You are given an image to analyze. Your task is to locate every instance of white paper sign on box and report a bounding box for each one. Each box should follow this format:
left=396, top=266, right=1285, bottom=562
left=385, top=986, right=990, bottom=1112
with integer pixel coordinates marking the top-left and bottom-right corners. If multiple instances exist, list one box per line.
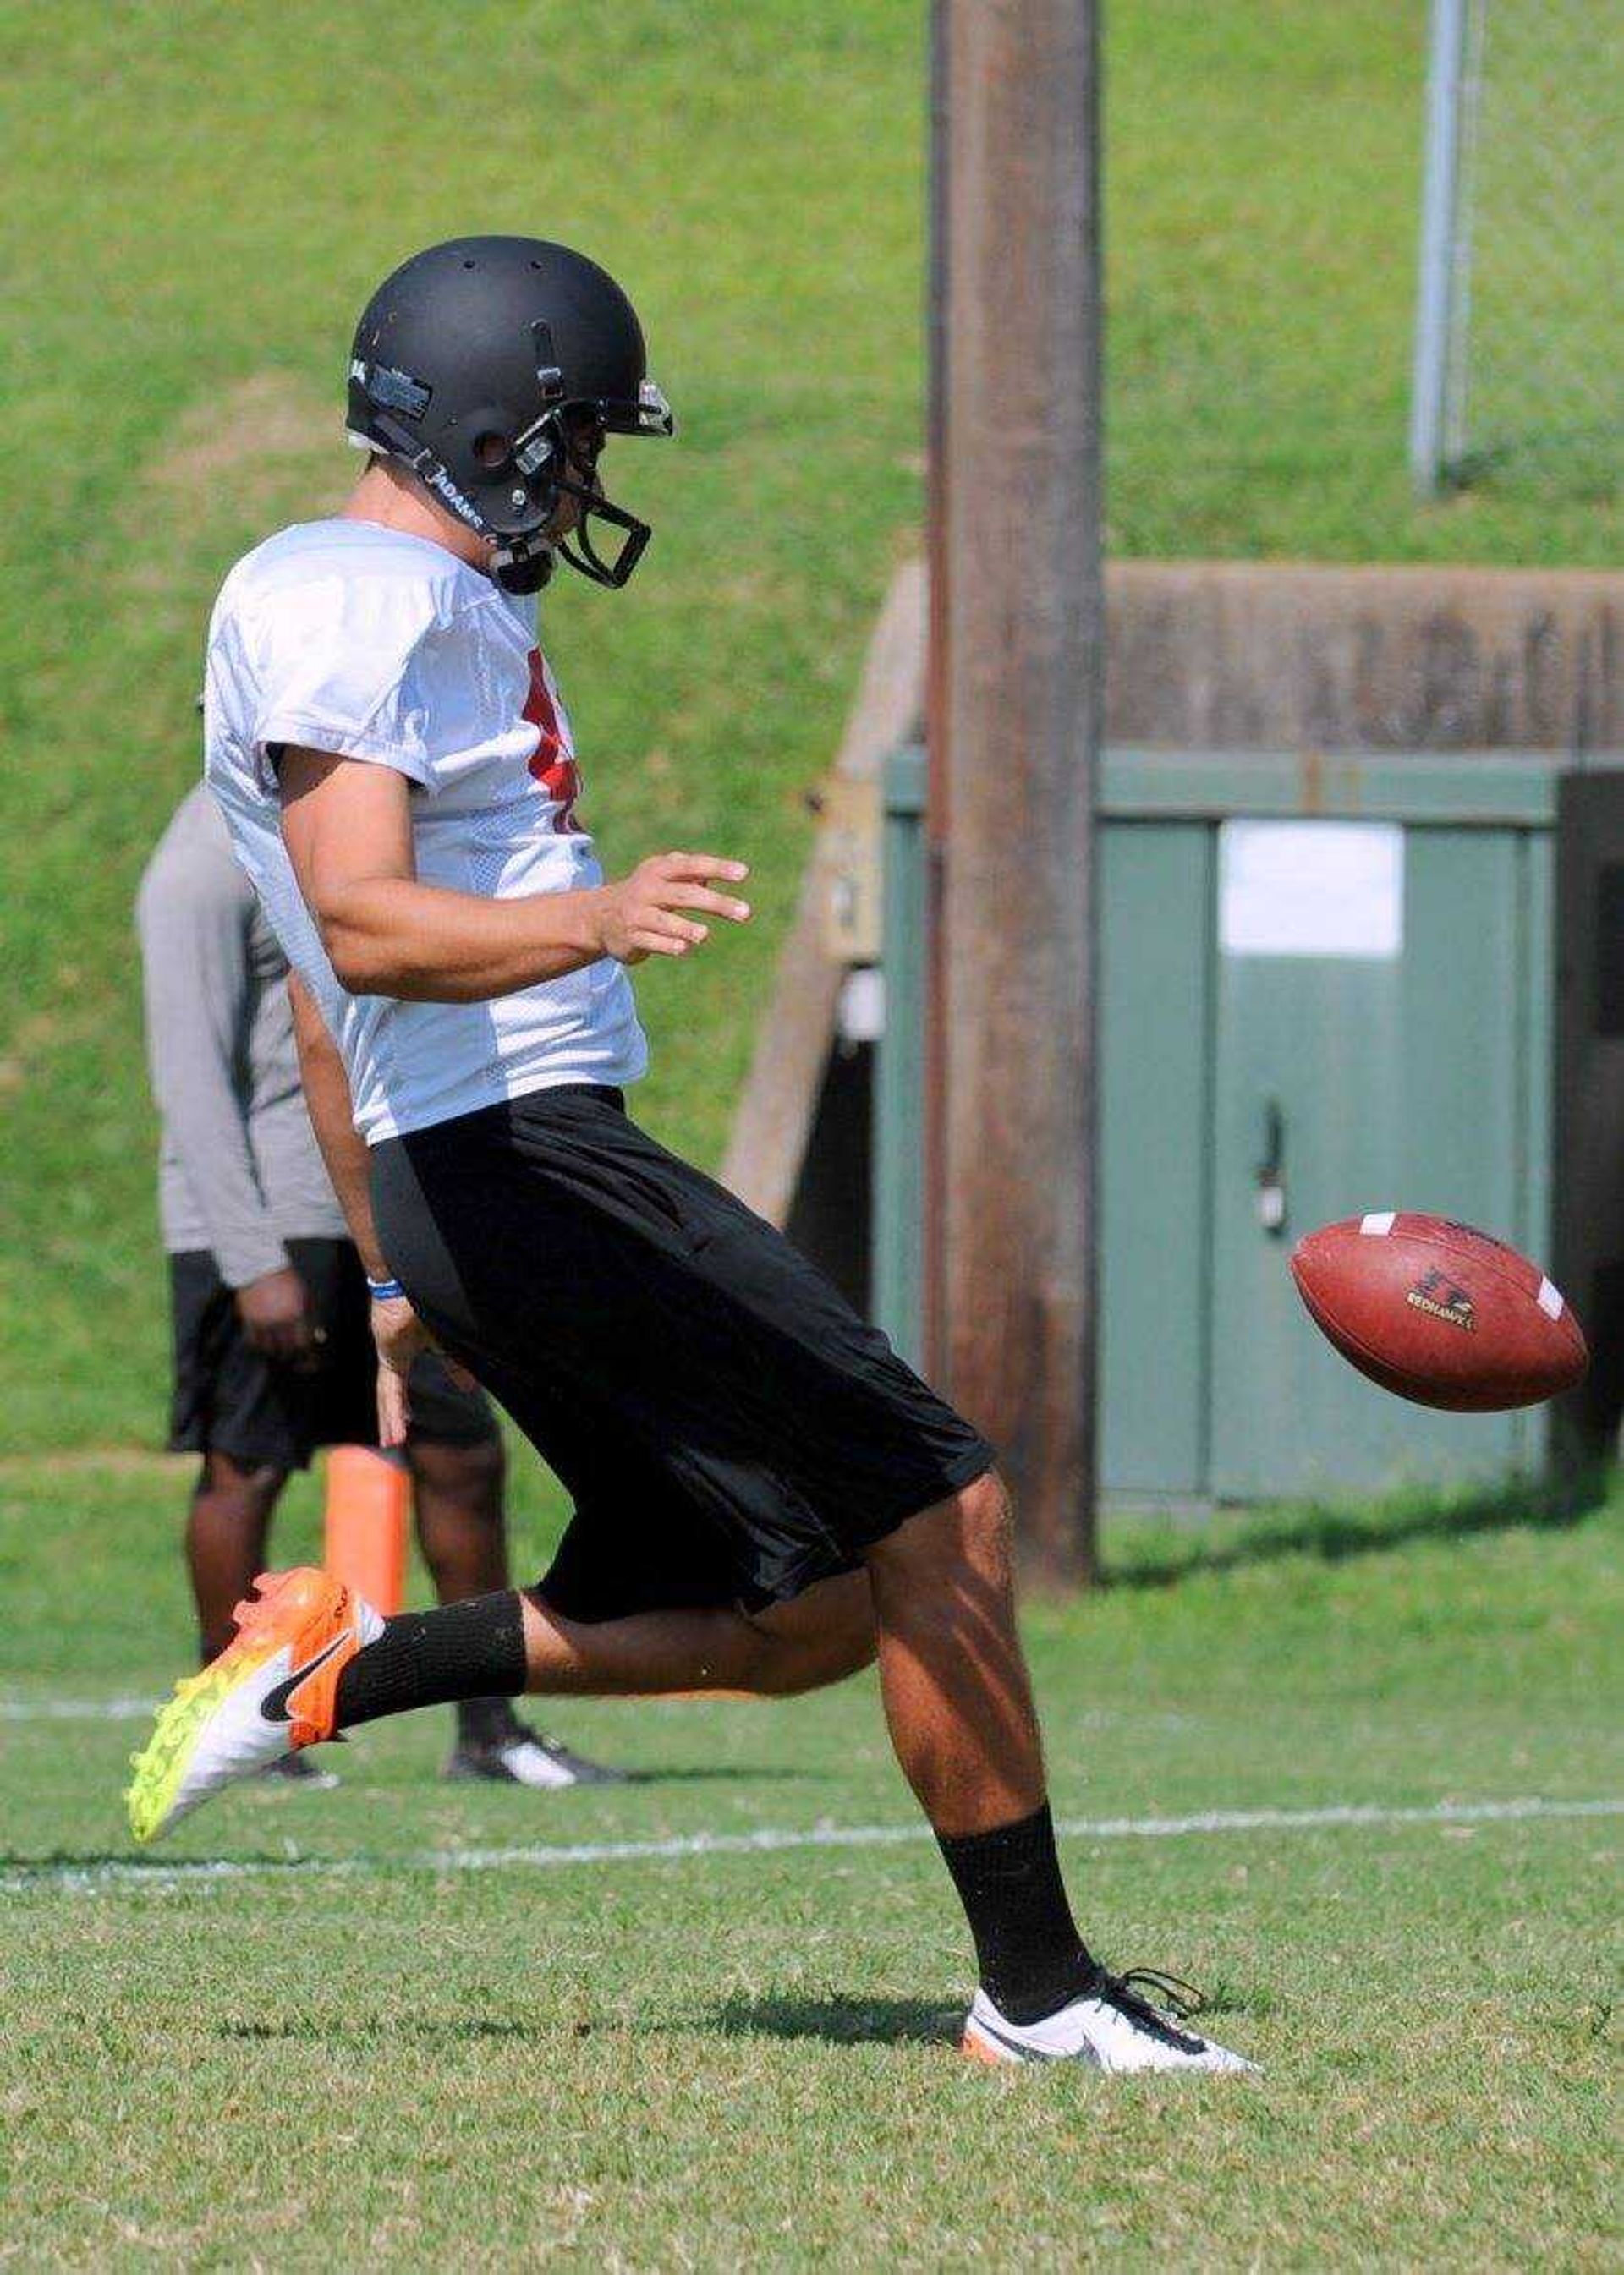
left=1219, top=820, right=1405, bottom=960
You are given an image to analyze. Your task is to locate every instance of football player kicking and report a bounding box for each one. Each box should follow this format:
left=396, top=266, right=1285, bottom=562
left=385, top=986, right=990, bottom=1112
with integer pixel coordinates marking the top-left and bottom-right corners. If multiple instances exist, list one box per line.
left=127, top=237, right=1252, bottom=2076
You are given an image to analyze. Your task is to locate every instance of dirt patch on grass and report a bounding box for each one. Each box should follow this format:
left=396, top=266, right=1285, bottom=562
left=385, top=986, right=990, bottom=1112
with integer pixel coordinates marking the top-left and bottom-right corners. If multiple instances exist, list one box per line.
left=0, top=1007, right=103, bottom=1103
left=0, top=1446, right=187, bottom=1480
left=141, top=370, right=348, bottom=517
left=120, top=371, right=351, bottom=601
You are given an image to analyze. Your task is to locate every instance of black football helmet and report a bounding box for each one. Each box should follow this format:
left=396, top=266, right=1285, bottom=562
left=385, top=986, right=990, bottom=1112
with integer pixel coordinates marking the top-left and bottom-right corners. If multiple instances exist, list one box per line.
left=346, top=235, right=672, bottom=593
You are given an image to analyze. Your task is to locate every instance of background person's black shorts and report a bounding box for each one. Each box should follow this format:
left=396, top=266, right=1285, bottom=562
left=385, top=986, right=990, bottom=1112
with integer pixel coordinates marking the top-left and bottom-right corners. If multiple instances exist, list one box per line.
left=370, top=1087, right=996, bottom=1621
left=167, top=1237, right=500, bottom=1473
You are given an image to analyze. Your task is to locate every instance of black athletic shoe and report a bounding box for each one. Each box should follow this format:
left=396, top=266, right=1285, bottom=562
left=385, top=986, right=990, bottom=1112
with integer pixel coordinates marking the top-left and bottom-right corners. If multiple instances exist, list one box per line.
left=443, top=1721, right=626, bottom=1790
left=257, top=1751, right=340, bottom=1791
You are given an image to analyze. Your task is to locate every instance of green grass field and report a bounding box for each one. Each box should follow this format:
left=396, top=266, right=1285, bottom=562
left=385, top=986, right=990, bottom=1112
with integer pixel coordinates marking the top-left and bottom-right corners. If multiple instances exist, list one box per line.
left=3, top=0, right=1618, bottom=1455
left=2, top=1455, right=1619, bottom=2265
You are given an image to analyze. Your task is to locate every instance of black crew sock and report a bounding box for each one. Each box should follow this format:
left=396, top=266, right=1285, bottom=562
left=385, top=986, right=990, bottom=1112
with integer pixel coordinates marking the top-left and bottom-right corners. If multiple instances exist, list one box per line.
left=334, top=1590, right=527, bottom=1731
left=936, top=1802, right=1098, bottom=2025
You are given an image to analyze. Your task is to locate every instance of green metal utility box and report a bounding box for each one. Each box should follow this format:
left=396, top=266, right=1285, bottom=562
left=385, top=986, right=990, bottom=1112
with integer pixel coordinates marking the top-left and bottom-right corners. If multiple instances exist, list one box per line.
left=877, top=745, right=1624, bottom=1504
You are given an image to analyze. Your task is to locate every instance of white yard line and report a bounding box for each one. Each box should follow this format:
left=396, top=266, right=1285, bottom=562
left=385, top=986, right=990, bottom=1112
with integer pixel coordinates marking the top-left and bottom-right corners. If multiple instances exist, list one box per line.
left=2, top=1795, right=1617, bottom=1897
left=0, top=1700, right=1201, bottom=1727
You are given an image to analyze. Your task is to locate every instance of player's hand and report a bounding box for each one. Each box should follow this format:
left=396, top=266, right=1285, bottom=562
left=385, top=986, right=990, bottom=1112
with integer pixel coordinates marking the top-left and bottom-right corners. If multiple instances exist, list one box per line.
left=235, top=1266, right=320, bottom=1368
left=595, top=852, right=751, bottom=965
left=370, top=1293, right=477, bottom=1449
left=372, top=1294, right=427, bottom=1448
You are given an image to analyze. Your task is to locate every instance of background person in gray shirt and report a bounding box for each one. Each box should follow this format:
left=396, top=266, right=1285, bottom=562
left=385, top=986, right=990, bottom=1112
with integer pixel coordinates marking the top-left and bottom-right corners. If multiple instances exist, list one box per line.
left=136, top=783, right=622, bottom=1790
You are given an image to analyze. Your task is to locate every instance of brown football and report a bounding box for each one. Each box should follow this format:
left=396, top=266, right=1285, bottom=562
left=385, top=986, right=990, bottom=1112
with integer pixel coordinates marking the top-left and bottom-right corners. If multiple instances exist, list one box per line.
left=1289, top=1213, right=1588, bottom=1412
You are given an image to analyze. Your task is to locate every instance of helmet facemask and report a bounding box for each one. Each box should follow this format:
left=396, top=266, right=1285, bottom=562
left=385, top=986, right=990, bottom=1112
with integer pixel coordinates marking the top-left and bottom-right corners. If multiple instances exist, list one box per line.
left=491, top=361, right=674, bottom=592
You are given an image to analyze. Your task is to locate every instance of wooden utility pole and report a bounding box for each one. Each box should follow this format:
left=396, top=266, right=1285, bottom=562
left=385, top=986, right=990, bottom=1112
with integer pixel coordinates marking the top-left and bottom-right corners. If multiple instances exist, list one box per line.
left=926, top=0, right=1103, bottom=1583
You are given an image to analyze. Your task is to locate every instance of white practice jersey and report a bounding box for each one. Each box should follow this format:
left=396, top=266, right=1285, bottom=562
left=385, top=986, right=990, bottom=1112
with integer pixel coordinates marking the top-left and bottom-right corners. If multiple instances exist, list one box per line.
left=204, top=519, right=647, bottom=1144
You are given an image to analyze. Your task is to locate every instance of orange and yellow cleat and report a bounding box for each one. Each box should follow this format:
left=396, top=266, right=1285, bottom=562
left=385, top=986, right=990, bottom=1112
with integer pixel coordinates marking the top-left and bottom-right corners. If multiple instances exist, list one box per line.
left=125, top=1567, right=382, bottom=1844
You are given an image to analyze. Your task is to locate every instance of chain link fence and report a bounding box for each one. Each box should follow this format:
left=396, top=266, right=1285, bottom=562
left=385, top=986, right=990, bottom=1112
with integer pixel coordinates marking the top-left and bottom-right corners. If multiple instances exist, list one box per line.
left=1412, top=0, right=1621, bottom=496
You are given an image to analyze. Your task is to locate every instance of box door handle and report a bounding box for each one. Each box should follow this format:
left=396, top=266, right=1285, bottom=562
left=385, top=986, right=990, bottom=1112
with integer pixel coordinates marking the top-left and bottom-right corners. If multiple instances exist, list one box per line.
left=1255, top=1096, right=1287, bottom=1235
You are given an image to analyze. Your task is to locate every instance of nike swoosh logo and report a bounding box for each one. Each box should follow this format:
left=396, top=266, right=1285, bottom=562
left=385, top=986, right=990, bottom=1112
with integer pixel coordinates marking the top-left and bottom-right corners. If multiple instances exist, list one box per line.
left=969, top=2015, right=1062, bottom=2064
left=260, top=1634, right=348, bottom=1725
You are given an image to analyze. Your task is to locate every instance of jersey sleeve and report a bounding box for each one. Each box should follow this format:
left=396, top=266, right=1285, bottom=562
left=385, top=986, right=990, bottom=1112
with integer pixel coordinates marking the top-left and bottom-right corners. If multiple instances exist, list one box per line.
left=246, top=573, right=440, bottom=787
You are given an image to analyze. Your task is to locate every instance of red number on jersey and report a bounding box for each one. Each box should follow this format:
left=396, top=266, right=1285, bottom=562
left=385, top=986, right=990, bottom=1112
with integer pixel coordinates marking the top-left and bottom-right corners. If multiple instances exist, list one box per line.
left=522, top=648, right=584, bottom=834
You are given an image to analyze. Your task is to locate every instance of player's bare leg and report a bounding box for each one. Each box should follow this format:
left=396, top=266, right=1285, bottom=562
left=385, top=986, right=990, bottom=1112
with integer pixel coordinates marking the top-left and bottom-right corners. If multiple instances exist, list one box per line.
left=409, top=1433, right=625, bottom=1786
left=407, top=1433, right=509, bottom=1599
left=863, top=1472, right=1045, bottom=1834
left=859, top=1470, right=1253, bottom=2073
left=513, top=1568, right=875, bottom=1700
left=128, top=1560, right=873, bottom=1839
left=183, top=1451, right=337, bottom=1792
left=185, top=1450, right=288, bottom=1661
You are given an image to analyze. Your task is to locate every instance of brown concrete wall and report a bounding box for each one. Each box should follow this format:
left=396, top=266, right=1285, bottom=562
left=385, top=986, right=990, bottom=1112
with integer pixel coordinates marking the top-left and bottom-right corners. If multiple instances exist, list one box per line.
left=1104, top=562, right=1624, bottom=753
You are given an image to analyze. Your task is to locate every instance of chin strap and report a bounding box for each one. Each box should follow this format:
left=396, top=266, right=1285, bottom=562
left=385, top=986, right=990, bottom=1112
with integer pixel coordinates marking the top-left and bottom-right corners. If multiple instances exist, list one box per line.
left=492, top=540, right=555, bottom=595
left=365, top=408, right=493, bottom=545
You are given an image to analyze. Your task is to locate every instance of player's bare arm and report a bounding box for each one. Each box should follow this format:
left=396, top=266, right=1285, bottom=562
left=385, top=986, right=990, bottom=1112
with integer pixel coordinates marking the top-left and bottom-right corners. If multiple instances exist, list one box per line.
left=278, top=747, right=750, bottom=1000
left=288, top=968, right=472, bottom=1444
left=286, top=971, right=392, bottom=1280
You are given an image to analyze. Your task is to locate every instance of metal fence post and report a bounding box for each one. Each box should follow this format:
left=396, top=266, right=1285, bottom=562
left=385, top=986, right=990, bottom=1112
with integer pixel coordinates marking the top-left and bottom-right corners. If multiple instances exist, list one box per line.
left=1411, top=0, right=1470, bottom=495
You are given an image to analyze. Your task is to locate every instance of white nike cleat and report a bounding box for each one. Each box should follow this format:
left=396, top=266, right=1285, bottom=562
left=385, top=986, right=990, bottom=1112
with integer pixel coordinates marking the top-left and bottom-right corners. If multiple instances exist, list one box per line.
left=126, top=1568, right=382, bottom=1843
left=963, top=1969, right=1258, bottom=2075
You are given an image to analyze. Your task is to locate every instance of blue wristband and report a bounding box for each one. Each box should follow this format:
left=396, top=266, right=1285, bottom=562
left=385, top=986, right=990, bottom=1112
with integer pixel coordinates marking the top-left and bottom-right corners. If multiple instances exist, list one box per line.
left=367, top=1275, right=407, bottom=1302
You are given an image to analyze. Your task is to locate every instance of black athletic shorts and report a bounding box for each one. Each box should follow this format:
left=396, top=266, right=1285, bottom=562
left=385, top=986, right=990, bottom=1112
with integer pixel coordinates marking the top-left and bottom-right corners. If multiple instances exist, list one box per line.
left=370, top=1087, right=996, bottom=1620
left=167, top=1236, right=499, bottom=1473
